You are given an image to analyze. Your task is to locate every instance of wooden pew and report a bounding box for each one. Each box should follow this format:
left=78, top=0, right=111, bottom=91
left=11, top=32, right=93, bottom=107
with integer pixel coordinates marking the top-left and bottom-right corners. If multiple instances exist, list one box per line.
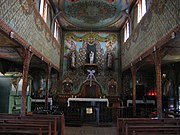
left=0, top=123, right=44, bottom=135
left=0, top=113, right=65, bottom=135
left=0, top=119, right=52, bottom=135
left=25, top=114, right=65, bottom=135
left=117, top=118, right=180, bottom=135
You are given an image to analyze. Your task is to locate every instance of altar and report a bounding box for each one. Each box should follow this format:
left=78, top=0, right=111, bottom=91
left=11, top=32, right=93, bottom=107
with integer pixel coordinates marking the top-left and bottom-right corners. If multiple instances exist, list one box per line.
left=67, top=98, right=109, bottom=107
left=66, top=98, right=109, bottom=125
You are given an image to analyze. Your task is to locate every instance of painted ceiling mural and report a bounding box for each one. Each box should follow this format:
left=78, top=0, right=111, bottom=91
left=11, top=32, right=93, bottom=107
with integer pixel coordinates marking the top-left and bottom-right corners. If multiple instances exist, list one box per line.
left=62, top=32, right=119, bottom=96
left=61, top=0, right=129, bottom=30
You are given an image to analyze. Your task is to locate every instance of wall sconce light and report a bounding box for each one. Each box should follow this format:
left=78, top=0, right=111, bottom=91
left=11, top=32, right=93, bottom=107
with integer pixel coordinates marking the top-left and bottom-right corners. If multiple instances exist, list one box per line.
left=171, top=32, right=176, bottom=39
left=10, top=31, right=14, bottom=38
left=153, top=46, right=156, bottom=51
left=162, top=73, right=166, bottom=78
left=139, top=57, right=142, bottom=61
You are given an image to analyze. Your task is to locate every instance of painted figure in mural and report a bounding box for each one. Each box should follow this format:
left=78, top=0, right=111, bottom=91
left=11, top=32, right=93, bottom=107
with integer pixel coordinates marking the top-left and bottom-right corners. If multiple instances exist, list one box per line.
left=70, top=40, right=76, bottom=50
left=106, top=40, right=115, bottom=52
left=71, top=51, right=76, bottom=68
left=87, top=36, right=95, bottom=45
left=65, top=37, right=77, bottom=55
left=89, top=51, right=94, bottom=64
left=107, top=0, right=115, bottom=4
left=107, top=52, right=112, bottom=68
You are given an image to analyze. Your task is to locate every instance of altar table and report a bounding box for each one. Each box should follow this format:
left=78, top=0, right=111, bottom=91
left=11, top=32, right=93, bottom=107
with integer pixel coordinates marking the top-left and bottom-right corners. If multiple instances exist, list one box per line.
left=67, top=98, right=109, bottom=107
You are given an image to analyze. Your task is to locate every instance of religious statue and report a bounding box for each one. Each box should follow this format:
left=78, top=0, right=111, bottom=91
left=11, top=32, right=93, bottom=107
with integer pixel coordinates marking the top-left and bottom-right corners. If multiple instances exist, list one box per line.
left=71, top=51, right=76, bottom=68
left=107, top=52, right=112, bottom=68
left=89, top=51, right=94, bottom=64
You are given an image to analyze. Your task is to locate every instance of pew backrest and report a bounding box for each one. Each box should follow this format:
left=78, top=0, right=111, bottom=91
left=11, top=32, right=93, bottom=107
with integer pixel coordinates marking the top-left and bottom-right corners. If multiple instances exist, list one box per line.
left=117, top=118, right=180, bottom=135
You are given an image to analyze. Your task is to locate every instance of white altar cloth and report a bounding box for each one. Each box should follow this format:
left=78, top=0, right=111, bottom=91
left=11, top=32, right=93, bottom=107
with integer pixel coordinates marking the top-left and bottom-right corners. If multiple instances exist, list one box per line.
left=67, top=98, right=109, bottom=107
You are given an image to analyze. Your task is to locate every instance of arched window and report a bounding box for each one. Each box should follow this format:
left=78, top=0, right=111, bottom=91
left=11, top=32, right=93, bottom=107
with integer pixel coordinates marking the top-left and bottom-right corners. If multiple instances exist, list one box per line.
left=124, top=20, right=130, bottom=42
left=137, top=0, right=147, bottom=23
left=54, top=20, right=60, bottom=41
left=39, top=0, right=45, bottom=16
left=39, top=0, right=48, bottom=22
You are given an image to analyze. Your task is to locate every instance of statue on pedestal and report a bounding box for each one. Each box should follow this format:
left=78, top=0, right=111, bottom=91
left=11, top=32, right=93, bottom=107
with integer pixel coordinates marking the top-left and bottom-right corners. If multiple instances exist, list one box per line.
left=107, top=52, right=112, bottom=68
left=71, top=51, right=76, bottom=68
left=89, top=51, right=94, bottom=64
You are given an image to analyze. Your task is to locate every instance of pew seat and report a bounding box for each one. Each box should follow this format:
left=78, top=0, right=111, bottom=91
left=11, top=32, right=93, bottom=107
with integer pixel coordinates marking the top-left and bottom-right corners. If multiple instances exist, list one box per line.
left=0, top=113, right=65, bottom=135
left=117, top=118, right=180, bottom=135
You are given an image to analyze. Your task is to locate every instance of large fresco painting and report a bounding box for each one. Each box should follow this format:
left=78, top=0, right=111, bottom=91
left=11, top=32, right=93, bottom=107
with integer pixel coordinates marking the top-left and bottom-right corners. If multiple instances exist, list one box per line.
left=63, top=32, right=119, bottom=96
left=63, top=0, right=128, bottom=29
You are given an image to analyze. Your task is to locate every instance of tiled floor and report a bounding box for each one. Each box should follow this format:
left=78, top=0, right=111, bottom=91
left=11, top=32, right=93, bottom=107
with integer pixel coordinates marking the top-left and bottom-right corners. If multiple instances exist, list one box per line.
left=65, top=125, right=116, bottom=135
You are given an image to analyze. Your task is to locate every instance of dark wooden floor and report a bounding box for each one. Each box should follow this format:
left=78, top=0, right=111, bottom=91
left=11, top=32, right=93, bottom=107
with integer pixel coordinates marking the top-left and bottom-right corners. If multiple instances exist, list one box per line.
left=65, top=126, right=116, bottom=135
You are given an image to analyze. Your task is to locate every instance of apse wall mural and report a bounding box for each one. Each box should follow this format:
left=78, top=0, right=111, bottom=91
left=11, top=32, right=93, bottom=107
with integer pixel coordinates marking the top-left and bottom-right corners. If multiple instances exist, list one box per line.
left=63, top=32, right=119, bottom=96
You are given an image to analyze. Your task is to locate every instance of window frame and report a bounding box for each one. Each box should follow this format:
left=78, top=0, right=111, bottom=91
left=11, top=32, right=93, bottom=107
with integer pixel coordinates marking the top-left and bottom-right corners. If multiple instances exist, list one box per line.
left=123, top=20, right=130, bottom=42
left=54, top=20, right=60, bottom=41
left=137, top=0, right=147, bottom=23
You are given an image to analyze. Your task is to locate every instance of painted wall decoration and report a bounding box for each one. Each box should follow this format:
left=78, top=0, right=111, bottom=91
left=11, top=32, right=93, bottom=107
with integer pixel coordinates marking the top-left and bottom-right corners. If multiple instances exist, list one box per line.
left=0, top=0, right=60, bottom=69
left=63, top=32, right=119, bottom=96
left=63, top=0, right=126, bottom=29
left=122, top=0, right=179, bottom=69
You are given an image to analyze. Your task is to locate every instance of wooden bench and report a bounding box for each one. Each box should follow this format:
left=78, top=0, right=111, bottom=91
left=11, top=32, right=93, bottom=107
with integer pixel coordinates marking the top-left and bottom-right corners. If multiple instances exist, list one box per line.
left=0, top=123, right=46, bottom=135
left=0, top=119, right=53, bottom=135
left=24, top=114, right=63, bottom=135
left=117, top=118, right=180, bottom=135
left=0, top=118, right=52, bottom=135
left=0, top=113, right=65, bottom=135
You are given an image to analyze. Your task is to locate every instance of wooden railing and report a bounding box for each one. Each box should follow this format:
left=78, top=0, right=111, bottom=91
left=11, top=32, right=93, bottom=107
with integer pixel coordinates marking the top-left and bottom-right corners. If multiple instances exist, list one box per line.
left=55, top=105, right=157, bottom=126
left=0, top=113, right=65, bottom=135
left=117, top=118, right=180, bottom=135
